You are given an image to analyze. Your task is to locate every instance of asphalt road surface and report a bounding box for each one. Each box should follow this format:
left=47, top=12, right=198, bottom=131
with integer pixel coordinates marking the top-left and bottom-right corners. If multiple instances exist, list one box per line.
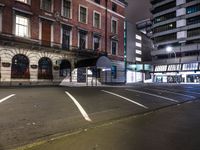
left=0, top=84, right=200, bottom=150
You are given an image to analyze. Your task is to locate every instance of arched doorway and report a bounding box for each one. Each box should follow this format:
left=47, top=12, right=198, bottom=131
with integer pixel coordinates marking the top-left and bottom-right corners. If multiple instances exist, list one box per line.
left=59, top=60, right=71, bottom=77
left=11, top=54, right=30, bottom=79
left=38, top=57, right=53, bottom=79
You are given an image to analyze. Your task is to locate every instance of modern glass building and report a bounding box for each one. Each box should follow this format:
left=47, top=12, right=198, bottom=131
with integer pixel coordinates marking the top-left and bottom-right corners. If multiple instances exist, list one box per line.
left=151, top=0, right=200, bottom=83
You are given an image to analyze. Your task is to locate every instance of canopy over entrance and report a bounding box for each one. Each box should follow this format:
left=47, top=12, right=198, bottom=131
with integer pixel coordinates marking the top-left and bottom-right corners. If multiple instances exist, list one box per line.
left=96, top=56, right=111, bottom=69
left=75, top=56, right=111, bottom=69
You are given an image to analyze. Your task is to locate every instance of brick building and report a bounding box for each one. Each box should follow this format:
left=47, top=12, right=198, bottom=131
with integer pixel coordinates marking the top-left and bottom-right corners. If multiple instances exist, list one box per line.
left=0, top=0, right=127, bottom=86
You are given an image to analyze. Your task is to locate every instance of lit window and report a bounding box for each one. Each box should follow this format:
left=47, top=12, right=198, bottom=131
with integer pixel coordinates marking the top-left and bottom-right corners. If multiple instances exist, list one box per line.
left=16, top=0, right=30, bottom=4
left=155, top=65, right=167, bottom=72
left=111, top=40, right=118, bottom=55
left=136, top=57, right=141, bottom=62
left=111, top=19, right=117, bottom=34
left=136, top=34, right=142, bottom=40
left=93, top=36, right=101, bottom=51
left=168, top=64, right=181, bottom=71
left=93, top=12, right=101, bottom=29
left=62, top=0, right=71, bottom=18
left=183, top=63, right=198, bottom=70
left=136, top=42, right=142, bottom=47
left=136, top=50, right=142, bottom=55
left=79, top=6, right=87, bottom=24
left=15, top=15, right=29, bottom=37
left=41, top=0, right=52, bottom=12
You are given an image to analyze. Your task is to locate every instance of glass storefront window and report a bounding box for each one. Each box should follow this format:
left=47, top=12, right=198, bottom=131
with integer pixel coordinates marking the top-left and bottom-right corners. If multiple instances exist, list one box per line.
left=168, top=64, right=181, bottom=71
left=155, top=65, right=167, bottom=72
left=182, top=63, right=198, bottom=71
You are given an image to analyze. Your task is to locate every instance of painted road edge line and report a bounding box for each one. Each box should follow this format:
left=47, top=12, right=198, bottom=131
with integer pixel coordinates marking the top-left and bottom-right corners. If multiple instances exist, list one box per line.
left=101, top=90, right=148, bottom=109
left=0, top=94, right=16, bottom=103
left=65, top=91, right=92, bottom=122
left=126, top=89, right=179, bottom=103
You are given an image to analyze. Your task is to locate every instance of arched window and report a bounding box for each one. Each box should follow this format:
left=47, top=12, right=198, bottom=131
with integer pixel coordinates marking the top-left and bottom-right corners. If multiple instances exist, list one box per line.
left=11, top=54, right=30, bottom=79
left=38, top=57, right=53, bottom=79
left=60, top=60, right=71, bottom=77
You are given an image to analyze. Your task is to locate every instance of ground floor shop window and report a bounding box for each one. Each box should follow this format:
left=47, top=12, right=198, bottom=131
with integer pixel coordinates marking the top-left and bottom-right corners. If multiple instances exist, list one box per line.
left=187, top=74, right=200, bottom=83
left=11, top=54, right=30, bottom=79
left=60, top=60, right=71, bottom=77
left=38, top=57, right=53, bottom=79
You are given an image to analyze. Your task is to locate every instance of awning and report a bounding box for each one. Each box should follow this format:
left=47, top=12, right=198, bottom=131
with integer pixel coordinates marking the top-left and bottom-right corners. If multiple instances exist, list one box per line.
left=75, top=56, right=111, bottom=69
left=96, top=56, right=111, bottom=69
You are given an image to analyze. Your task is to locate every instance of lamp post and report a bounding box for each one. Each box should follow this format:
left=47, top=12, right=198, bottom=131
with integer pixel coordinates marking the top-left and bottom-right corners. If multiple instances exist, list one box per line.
left=166, top=46, right=176, bottom=59
left=166, top=46, right=178, bottom=83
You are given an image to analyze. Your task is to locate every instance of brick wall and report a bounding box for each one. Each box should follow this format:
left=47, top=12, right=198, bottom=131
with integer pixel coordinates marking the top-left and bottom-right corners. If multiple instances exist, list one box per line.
left=0, top=0, right=126, bottom=61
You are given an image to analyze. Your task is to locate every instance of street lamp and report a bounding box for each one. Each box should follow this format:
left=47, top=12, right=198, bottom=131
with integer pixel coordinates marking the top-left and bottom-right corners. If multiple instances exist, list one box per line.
left=166, top=46, right=176, bottom=59
left=166, top=46, right=179, bottom=83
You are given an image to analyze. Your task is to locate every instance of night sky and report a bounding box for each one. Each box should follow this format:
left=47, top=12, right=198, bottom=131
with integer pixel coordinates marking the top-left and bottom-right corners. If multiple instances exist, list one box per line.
left=125, top=0, right=151, bottom=24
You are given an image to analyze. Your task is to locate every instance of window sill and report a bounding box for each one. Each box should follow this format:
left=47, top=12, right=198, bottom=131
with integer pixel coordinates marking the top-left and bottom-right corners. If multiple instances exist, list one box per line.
left=61, top=15, right=72, bottom=20
left=15, top=1, right=31, bottom=6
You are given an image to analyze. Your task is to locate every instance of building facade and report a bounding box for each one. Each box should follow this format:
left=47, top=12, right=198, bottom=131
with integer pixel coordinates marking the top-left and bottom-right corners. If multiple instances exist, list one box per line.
left=151, top=0, right=200, bottom=83
left=126, top=21, right=152, bottom=83
left=0, top=0, right=127, bottom=86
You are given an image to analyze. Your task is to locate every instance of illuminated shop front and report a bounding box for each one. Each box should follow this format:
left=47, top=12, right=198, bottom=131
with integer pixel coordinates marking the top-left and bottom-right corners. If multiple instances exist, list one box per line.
left=153, top=63, right=200, bottom=83
left=126, top=64, right=152, bottom=83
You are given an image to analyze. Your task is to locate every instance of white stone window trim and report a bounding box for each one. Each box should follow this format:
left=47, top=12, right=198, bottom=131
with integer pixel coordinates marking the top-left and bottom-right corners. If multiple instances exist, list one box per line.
left=78, top=32, right=88, bottom=49
left=60, top=26, right=73, bottom=48
left=86, top=0, right=125, bottom=19
left=61, top=0, right=72, bottom=19
left=40, top=0, right=54, bottom=13
left=14, top=14, right=31, bottom=38
left=111, top=40, right=118, bottom=55
left=78, top=5, right=88, bottom=24
left=93, top=10, right=101, bottom=29
left=16, top=0, right=31, bottom=5
left=38, top=19, right=54, bottom=47
left=93, top=35, right=101, bottom=51
left=111, top=17, right=118, bottom=34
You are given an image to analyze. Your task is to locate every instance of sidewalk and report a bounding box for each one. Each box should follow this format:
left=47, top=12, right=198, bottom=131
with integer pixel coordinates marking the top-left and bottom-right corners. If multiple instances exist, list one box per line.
left=18, top=100, right=200, bottom=150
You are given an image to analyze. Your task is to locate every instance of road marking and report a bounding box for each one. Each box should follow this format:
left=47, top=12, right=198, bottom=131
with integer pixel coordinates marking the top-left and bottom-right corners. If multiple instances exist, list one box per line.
left=101, top=90, right=148, bottom=109
left=0, top=94, right=16, bottom=103
left=147, top=88, right=196, bottom=99
left=126, top=89, right=179, bottom=103
left=159, top=88, right=200, bottom=95
left=65, top=91, right=92, bottom=122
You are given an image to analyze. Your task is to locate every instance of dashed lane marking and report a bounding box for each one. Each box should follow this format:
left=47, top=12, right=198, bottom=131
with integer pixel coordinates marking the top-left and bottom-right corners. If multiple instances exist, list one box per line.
left=0, top=94, right=16, bottom=103
left=126, top=89, right=179, bottom=103
left=65, top=91, right=92, bottom=122
left=101, top=90, right=148, bottom=109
